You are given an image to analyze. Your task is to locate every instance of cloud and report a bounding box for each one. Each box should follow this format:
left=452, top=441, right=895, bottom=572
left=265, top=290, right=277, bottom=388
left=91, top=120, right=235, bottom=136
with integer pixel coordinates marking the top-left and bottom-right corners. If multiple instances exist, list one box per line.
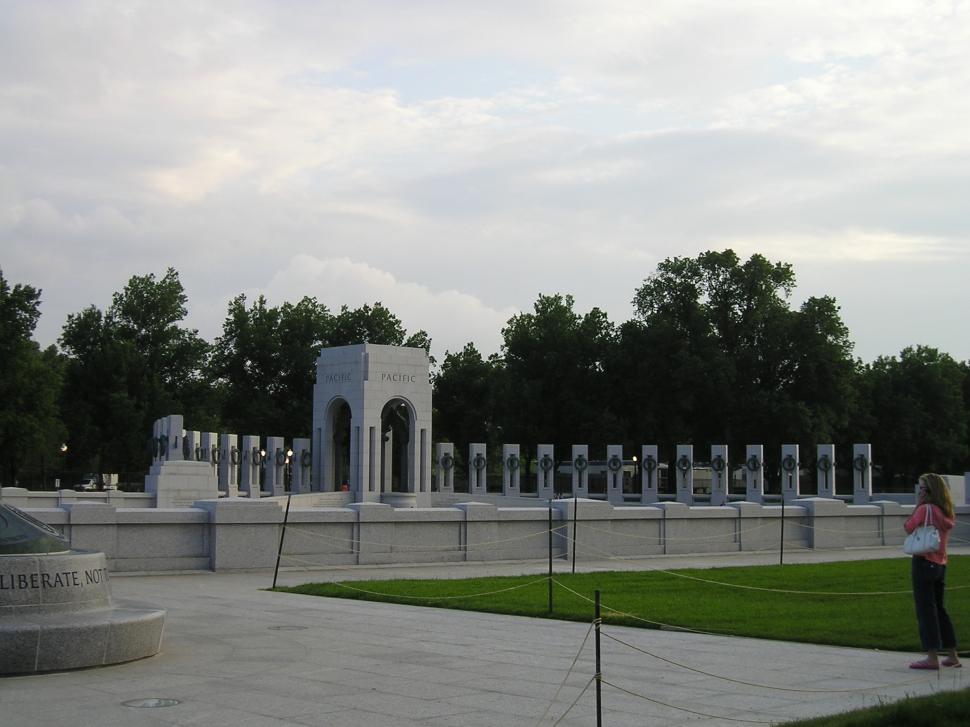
left=258, top=255, right=519, bottom=360
left=2, top=0, right=970, bottom=366
left=721, top=229, right=968, bottom=264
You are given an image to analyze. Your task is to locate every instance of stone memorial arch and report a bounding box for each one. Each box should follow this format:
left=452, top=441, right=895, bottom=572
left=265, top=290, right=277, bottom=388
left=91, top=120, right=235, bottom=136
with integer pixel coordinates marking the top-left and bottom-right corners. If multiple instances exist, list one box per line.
left=311, top=344, right=432, bottom=505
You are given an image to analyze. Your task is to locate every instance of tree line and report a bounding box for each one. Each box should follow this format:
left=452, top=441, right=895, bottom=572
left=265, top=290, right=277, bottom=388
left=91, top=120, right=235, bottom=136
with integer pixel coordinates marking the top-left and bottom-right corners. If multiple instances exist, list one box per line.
left=1, top=250, right=967, bottom=490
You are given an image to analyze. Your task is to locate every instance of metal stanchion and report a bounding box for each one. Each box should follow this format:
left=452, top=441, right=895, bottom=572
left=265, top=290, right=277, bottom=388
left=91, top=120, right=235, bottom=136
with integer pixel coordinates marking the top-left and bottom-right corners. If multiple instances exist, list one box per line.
left=548, top=501, right=554, bottom=613
left=571, top=493, right=578, bottom=574
left=593, top=591, right=603, bottom=727
left=272, top=493, right=292, bottom=588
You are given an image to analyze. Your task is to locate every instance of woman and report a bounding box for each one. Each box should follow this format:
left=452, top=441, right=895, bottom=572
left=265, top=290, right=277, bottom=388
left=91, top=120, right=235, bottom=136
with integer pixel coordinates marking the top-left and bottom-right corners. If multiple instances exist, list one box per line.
left=905, top=473, right=960, bottom=669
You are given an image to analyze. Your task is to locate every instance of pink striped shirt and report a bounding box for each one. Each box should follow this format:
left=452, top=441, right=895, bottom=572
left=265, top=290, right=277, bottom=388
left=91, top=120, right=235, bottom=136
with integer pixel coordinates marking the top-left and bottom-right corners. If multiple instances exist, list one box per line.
left=904, top=503, right=954, bottom=565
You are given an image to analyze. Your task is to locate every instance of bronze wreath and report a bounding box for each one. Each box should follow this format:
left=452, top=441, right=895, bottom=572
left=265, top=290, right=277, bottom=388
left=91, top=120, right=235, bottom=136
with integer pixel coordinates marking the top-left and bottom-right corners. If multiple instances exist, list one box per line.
left=745, top=455, right=761, bottom=472
left=506, top=454, right=520, bottom=471
left=817, top=456, right=832, bottom=473
left=711, top=455, right=725, bottom=473
left=440, top=453, right=455, bottom=471
left=607, top=455, right=623, bottom=473
left=643, top=455, right=657, bottom=473
left=782, top=454, right=797, bottom=472
left=276, top=449, right=287, bottom=467
left=573, top=454, right=588, bottom=472
left=230, top=447, right=240, bottom=465
left=473, top=453, right=487, bottom=471
left=853, top=453, right=868, bottom=472
left=676, top=454, right=691, bottom=474
left=301, top=450, right=312, bottom=468
left=539, top=454, right=554, bottom=472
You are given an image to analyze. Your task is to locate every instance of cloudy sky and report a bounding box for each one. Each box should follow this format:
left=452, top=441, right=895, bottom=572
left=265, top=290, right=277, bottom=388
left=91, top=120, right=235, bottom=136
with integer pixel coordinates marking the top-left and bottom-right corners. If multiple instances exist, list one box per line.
left=2, top=1, right=968, bottom=364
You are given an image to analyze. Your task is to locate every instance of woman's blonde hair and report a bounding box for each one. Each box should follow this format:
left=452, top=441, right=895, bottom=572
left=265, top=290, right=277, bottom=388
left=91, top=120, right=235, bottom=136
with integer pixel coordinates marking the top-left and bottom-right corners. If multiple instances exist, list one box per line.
left=919, top=473, right=954, bottom=519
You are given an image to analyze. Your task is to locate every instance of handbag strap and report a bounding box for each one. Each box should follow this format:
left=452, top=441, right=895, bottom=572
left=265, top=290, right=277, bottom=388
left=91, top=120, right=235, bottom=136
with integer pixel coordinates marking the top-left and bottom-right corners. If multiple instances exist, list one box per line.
left=922, top=504, right=934, bottom=528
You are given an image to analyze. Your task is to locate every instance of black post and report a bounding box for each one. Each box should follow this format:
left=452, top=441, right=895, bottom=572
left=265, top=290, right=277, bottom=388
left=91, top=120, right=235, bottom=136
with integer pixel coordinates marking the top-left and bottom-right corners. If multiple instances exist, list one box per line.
left=779, top=484, right=786, bottom=566
left=571, top=493, right=578, bottom=574
left=593, top=591, right=603, bottom=727
left=548, top=501, right=554, bottom=613
left=272, top=493, right=292, bottom=588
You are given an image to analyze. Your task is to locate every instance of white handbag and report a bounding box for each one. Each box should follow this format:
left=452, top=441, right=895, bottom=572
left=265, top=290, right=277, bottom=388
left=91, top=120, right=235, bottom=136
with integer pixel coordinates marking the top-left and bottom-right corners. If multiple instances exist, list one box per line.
left=904, top=505, right=941, bottom=555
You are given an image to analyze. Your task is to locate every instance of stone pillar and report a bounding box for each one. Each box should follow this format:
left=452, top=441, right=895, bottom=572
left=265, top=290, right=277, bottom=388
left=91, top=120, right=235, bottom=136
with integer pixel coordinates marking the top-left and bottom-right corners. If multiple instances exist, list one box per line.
left=675, top=444, right=693, bottom=505
left=152, top=418, right=163, bottom=463
left=745, top=444, right=764, bottom=504
left=572, top=445, right=589, bottom=499
left=239, top=435, right=260, bottom=498
left=264, top=436, right=285, bottom=496
left=710, top=444, right=729, bottom=506
left=166, top=415, right=185, bottom=462
left=218, top=433, right=239, bottom=497
left=781, top=444, right=799, bottom=503
left=536, top=444, right=555, bottom=500
left=468, top=443, right=487, bottom=497
left=502, top=444, right=521, bottom=496
left=435, top=443, right=455, bottom=492
left=381, top=429, right=393, bottom=494
left=182, top=430, right=197, bottom=461
left=640, top=445, right=659, bottom=504
left=816, top=443, right=835, bottom=499
left=606, top=444, right=624, bottom=505
left=200, top=431, right=217, bottom=466
left=852, top=443, right=872, bottom=505
left=292, top=437, right=311, bottom=494
left=417, top=426, right=430, bottom=504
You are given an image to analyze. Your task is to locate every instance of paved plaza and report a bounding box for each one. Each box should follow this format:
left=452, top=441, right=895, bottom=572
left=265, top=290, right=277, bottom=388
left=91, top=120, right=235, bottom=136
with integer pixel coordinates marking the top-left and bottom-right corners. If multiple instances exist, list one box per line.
left=1, top=547, right=966, bottom=726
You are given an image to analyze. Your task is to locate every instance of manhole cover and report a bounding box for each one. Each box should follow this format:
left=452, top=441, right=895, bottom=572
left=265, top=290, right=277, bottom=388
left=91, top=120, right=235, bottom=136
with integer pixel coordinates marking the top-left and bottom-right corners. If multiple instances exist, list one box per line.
left=268, top=625, right=308, bottom=631
left=123, top=698, right=181, bottom=708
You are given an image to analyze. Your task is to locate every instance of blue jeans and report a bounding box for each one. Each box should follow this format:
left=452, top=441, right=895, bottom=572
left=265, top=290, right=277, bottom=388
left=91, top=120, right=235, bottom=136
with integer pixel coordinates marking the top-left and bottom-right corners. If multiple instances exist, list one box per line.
left=912, top=556, right=957, bottom=651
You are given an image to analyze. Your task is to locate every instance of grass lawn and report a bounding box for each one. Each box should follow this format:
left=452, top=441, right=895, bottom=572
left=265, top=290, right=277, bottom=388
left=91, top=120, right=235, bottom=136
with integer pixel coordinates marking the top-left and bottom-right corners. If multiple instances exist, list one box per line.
left=785, top=687, right=970, bottom=726
left=277, top=556, right=969, bottom=653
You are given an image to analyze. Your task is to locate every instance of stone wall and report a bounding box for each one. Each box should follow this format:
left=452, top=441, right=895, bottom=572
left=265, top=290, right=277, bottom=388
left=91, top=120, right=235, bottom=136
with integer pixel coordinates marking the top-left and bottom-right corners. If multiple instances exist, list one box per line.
left=20, top=497, right=970, bottom=573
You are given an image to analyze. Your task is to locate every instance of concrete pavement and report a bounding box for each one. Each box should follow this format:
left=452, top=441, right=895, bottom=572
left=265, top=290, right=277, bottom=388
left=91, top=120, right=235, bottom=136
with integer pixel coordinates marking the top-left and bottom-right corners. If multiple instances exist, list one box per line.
left=1, top=546, right=966, bottom=726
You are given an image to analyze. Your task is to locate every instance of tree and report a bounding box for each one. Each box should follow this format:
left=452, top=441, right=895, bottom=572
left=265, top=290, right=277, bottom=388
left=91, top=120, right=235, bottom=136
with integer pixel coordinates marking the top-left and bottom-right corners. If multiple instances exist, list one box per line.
left=59, top=269, right=209, bottom=483
left=432, top=343, right=502, bottom=447
left=627, top=250, right=856, bottom=478
left=0, top=270, right=65, bottom=486
left=857, top=346, right=968, bottom=485
left=497, top=294, right=618, bottom=461
left=209, top=294, right=331, bottom=437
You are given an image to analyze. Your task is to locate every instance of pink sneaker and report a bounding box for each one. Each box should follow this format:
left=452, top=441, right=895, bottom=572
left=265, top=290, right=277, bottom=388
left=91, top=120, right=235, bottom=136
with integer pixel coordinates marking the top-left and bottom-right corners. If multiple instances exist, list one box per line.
left=909, top=660, right=940, bottom=670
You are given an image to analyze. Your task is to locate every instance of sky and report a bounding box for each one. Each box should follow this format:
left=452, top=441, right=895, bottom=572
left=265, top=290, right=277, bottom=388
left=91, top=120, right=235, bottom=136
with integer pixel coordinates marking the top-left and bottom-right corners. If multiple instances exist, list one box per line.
left=2, top=1, right=969, bottom=365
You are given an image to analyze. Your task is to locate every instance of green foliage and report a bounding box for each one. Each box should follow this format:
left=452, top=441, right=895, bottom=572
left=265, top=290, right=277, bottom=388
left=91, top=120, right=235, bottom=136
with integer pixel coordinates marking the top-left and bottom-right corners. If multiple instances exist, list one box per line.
left=59, top=269, right=209, bottom=481
left=855, top=346, right=969, bottom=484
left=0, top=270, right=65, bottom=485
left=620, top=250, right=857, bottom=480
left=279, top=557, right=969, bottom=653
left=498, top=294, right=619, bottom=457
left=432, top=343, right=501, bottom=447
left=787, top=688, right=970, bottom=727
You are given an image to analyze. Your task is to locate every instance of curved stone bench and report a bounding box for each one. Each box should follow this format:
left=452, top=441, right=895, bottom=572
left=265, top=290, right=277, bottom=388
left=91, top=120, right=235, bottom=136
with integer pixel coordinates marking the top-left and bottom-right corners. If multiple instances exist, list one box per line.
left=1, top=550, right=165, bottom=675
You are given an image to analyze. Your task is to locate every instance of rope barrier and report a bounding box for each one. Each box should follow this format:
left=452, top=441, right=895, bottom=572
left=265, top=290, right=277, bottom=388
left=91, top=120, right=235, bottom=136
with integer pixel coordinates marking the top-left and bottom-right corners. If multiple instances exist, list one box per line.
left=565, top=538, right=970, bottom=595
left=534, top=622, right=594, bottom=727
left=549, top=676, right=595, bottom=727
left=600, top=678, right=776, bottom=724
left=600, top=630, right=929, bottom=693
left=283, top=569, right=551, bottom=601
left=284, top=523, right=553, bottom=551
left=578, top=519, right=778, bottom=542
left=552, top=578, right=715, bottom=635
